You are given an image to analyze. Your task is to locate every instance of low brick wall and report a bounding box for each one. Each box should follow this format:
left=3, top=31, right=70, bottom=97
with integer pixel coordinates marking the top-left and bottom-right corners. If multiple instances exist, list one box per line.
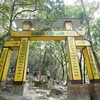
left=67, top=84, right=91, bottom=100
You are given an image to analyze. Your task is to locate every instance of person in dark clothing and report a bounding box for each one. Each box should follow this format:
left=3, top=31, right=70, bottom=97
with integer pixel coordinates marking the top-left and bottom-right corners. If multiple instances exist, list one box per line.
left=33, top=70, right=37, bottom=77
left=10, top=67, right=14, bottom=73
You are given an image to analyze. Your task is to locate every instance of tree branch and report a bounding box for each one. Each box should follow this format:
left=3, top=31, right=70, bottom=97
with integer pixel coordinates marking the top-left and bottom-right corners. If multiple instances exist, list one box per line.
left=73, top=28, right=92, bottom=43
left=12, top=0, right=38, bottom=21
left=9, top=0, right=16, bottom=29
left=50, top=44, right=63, bottom=65
left=0, top=0, right=38, bottom=41
left=81, top=0, right=91, bottom=42
left=0, top=32, right=10, bottom=41
left=12, top=9, right=37, bottom=21
left=0, top=0, right=16, bottom=41
left=88, top=3, right=100, bottom=21
left=0, top=11, right=9, bottom=19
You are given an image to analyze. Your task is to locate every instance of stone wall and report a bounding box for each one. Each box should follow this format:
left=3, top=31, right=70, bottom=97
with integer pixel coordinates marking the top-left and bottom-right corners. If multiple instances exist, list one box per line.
left=67, top=84, right=91, bottom=100
left=89, top=84, right=100, bottom=100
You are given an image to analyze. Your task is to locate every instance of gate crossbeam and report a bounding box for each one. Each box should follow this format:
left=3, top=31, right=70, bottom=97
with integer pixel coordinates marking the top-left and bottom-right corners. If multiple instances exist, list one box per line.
left=11, top=30, right=85, bottom=41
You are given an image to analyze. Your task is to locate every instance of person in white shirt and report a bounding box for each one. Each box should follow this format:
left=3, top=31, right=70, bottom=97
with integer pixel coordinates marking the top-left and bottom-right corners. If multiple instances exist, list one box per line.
left=47, top=71, right=50, bottom=80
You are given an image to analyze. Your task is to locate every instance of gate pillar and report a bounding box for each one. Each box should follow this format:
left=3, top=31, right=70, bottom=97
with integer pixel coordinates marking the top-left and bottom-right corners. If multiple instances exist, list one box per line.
left=13, top=38, right=29, bottom=94
left=0, top=48, right=12, bottom=89
left=83, top=47, right=100, bottom=83
left=83, top=47, right=100, bottom=100
left=67, top=37, right=82, bottom=84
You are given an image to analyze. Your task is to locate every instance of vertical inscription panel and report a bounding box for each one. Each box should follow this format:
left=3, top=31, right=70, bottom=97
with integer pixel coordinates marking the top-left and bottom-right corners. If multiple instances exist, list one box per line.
left=66, top=40, right=73, bottom=81
left=68, top=55, right=73, bottom=80
left=83, top=48, right=93, bottom=80
left=87, top=47, right=100, bottom=79
left=14, top=38, right=28, bottom=82
left=0, top=48, right=8, bottom=80
left=23, top=39, right=29, bottom=81
left=68, top=37, right=81, bottom=80
left=2, top=49, right=12, bottom=81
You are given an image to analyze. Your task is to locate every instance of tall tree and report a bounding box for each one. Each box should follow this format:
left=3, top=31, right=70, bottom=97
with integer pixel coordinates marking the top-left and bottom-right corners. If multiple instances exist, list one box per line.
left=0, top=0, right=64, bottom=41
left=80, top=0, right=100, bottom=70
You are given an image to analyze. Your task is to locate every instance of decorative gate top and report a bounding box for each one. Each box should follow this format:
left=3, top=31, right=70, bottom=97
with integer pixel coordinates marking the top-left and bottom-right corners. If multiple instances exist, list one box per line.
left=14, top=18, right=81, bottom=29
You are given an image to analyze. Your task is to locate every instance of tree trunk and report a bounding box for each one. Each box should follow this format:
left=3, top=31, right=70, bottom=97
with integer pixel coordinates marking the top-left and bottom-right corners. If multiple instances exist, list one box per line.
left=81, top=0, right=100, bottom=71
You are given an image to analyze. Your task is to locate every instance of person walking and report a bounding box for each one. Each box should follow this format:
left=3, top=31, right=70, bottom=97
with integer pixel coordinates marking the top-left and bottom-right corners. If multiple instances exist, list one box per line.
left=47, top=71, right=50, bottom=80
left=26, top=68, right=29, bottom=75
left=37, top=69, right=41, bottom=79
left=33, top=70, right=37, bottom=77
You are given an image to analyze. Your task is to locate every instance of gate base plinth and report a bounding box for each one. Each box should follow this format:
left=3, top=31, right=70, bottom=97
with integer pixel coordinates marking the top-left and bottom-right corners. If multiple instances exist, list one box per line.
left=13, top=85, right=24, bottom=95
left=67, top=84, right=91, bottom=100
left=89, top=84, right=100, bottom=100
left=0, top=81, right=6, bottom=90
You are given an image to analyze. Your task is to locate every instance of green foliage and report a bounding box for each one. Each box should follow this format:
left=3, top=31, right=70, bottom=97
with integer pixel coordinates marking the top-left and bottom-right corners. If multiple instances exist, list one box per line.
left=27, top=40, right=68, bottom=80
left=92, top=18, right=100, bottom=60
left=0, top=1, right=10, bottom=34
left=37, top=0, right=65, bottom=24
left=64, top=5, right=83, bottom=18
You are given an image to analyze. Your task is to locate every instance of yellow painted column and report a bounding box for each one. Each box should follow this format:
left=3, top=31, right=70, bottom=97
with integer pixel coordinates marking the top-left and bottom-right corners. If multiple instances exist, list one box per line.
left=14, top=38, right=29, bottom=83
left=83, top=47, right=100, bottom=83
left=83, top=47, right=94, bottom=82
left=0, top=48, right=12, bottom=81
left=67, top=37, right=82, bottom=84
